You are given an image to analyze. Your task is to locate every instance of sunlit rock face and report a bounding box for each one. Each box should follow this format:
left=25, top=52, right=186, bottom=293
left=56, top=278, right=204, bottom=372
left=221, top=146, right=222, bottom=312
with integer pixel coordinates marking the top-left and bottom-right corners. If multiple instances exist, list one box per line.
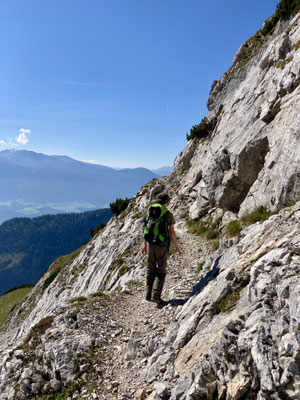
left=174, top=13, right=300, bottom=218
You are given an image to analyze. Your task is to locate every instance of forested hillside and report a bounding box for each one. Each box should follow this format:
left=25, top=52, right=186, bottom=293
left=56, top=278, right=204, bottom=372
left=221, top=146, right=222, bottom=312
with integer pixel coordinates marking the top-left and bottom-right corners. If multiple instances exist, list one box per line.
left=0, top=209, right=112, bottom=295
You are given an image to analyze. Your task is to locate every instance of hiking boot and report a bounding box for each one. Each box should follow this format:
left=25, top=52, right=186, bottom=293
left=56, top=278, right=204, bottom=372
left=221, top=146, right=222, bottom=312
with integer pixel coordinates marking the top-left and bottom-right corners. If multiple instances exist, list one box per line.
left=145, top=292, right=152, bottom=301
left=152, top=298, right=168, bottom=306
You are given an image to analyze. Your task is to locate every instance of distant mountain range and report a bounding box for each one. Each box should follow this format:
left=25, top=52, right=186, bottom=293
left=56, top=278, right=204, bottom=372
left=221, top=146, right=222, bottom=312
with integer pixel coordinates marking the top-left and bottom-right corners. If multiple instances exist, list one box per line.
left=151, top=166, right=173, bottom=176
left=0, top=149, right=167, bottom=223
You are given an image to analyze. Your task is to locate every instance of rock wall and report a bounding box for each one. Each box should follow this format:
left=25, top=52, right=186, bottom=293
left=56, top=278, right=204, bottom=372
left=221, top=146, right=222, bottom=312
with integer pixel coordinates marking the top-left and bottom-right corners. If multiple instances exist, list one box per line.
left=174, top=13, right=300, bottom=219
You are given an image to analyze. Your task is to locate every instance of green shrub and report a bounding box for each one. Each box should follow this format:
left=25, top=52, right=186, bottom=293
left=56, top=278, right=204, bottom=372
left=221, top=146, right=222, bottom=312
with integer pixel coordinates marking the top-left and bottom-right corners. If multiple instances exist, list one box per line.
left=126, top=280, right=143, bottom=288
left=226, top=220, right=242, bottom=237
left=186, top=218, right=220, bottom=240
left=195, top=262, right=204, bottom=274
left=69, top=313, right=78, bottom=321
left=118, top=265, right=129, bottom=276
left=90, top=291, right=109, bottom=299
left=89, top=222, right=107, bottom=238
left=69, top=296, right=87, bottom=303
left=294, top=40, right=300, bottom=51
left=212, top=240, right=220, bottom=251
left=261, top=0, right=300, bottom=36
left=213, top=289, right=242, bottom=314
left=43, top=267, right=62, bottom=290
left=110, top=198, right=130, bottom=216
left=186, top=116, right=217, bottom=141
left=111, top=257, right=124, bottom=270
left=241, top=206, right=274, bottom=226
left=205, top=229, right=219, bottom=240
left=283, top=352, right=292, bottom=357
left=197, top=225, right=207, bottom=236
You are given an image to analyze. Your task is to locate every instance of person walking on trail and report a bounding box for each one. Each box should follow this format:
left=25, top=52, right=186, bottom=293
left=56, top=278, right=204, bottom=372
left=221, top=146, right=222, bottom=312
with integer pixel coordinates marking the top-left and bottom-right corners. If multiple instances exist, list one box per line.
left=141, top=192, right=182, bottom=306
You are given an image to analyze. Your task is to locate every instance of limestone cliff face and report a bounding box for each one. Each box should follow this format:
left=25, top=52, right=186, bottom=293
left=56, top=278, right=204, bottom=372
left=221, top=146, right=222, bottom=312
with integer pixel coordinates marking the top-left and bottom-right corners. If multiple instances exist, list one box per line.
left=0, top=12, right=299, bottom=400
left=176, top=13, right=300, bottom=218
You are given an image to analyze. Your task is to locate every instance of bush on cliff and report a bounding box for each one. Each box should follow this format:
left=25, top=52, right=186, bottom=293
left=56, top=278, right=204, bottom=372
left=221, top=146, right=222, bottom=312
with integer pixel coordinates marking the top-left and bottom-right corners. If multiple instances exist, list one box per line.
left=261, top=0, right=300, bottom=36
left=110, top=198, right=130, bottom=216
left=186, top=116, right=217, bottom=141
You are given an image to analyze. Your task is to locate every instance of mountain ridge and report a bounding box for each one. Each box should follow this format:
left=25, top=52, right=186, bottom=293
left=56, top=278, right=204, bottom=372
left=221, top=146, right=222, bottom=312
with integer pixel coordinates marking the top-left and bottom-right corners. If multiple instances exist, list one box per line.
left=0, top=149, right=159, bottom=223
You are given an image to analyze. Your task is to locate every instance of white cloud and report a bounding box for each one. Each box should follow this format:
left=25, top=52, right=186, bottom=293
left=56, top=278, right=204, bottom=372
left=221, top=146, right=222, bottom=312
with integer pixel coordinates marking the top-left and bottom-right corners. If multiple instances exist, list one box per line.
left=0, top=140, right=6, bottom=146
left=16, top=128, right=30, bottom=145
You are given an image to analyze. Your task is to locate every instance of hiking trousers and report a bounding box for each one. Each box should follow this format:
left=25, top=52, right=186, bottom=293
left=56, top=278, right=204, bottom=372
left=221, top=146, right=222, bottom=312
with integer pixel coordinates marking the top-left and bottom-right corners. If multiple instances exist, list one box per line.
left=147, top=244, right=168, bottom=300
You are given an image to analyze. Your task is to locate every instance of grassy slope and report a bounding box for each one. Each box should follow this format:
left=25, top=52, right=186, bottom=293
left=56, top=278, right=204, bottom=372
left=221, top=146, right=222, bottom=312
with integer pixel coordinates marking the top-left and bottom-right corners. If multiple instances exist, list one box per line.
left=0, top=287, right=32, bottom=331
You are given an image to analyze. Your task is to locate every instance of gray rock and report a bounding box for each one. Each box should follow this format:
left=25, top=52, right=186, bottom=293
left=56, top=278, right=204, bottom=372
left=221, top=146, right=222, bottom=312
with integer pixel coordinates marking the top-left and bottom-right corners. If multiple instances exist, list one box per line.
left=50, top=378, right=62, bottom=391
left=170, top=376, right=193, bottom=400
left=154, top=381, right=169, bottom=397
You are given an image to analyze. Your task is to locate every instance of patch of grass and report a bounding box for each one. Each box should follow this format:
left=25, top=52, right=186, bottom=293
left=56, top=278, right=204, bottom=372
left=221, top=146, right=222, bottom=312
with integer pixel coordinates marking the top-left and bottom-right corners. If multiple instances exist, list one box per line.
left=195, top=262, right=204, bottom=274
left=197, top=224, right=208, bottom=236
left=132, top=213, right=142, bottom=219
left=43, top=266, right=63, bottom=290
left=90, top=291, right=109, bottom=300
left=126, top=280, right=143, bottom=288
left=212, top=240, right=220, bottom=251
left=276, top=55, right=293, bottom=69
left=186, top=218, right=220, bottom=241
left=213, top=289, right=242, bottom=314
left=23, top=315, right=54, bottom=345
left=111, top=257, right=125, bottom=271
left=69, top=296, right=87, bottom=303
left=69, top=313, right=78, bottom=321
left=241, top=206, right=274, bottom=226
left=0, top=287, right=33, bottom=331
left=283, top=352, right=292, bottom=357
left=37, top=382, right=83, bottom=399
left=118, top=265, right=129, bottom=276
left=205, top=229, right=219, bottom=240
left=43, top=246, right=86, bottom=290
left=294, top=40, right=300, bottom=51
left=226, top=220, right=242, bottom=237
left=4, top=284, right=35, bottom=295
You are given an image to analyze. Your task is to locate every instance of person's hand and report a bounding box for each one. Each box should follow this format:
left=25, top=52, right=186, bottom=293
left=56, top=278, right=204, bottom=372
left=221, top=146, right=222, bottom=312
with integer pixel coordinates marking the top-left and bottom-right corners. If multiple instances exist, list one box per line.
left=141, top=243, right=147, bottom=255
left=175, top=245, right=182, bottom=256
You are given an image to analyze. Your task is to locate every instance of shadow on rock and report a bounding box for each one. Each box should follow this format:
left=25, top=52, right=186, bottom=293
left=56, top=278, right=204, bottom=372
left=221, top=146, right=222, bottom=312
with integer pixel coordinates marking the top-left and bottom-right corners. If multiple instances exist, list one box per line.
left=170, top=256, right=221, bottom=307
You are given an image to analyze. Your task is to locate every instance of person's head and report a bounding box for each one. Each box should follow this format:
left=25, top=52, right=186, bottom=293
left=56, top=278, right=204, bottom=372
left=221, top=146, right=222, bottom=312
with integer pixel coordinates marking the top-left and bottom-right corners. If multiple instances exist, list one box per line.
left=157, top=192, right=170, bottom=205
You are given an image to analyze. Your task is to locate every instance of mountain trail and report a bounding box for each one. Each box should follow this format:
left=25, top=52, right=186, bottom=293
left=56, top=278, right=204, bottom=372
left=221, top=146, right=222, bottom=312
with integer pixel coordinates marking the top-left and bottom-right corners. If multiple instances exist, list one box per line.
left=78, top=226, right=210, bottom=400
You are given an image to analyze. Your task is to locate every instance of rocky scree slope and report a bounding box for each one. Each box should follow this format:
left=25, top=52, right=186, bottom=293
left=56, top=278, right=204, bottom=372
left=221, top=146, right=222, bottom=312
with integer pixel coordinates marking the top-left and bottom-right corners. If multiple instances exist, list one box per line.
left=0, top=13, right=300, bottom=400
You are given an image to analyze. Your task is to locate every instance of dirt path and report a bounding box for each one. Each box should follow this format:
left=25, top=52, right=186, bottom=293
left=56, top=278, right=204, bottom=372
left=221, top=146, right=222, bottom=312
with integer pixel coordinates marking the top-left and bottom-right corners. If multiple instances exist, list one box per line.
left=79, top=226, right=210, bottom=400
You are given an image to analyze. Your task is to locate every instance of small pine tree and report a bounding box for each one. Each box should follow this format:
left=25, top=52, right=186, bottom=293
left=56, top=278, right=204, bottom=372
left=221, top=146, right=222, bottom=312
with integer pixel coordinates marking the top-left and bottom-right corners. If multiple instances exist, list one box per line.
left=110, top=198, right=130, bottom=216
left=186, top=116, right=217, bottom=141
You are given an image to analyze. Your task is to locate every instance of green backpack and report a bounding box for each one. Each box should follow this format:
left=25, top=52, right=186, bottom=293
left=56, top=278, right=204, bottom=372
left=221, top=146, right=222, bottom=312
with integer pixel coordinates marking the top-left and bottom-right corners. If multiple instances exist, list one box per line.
left=143, top=204, right=169, bottom=246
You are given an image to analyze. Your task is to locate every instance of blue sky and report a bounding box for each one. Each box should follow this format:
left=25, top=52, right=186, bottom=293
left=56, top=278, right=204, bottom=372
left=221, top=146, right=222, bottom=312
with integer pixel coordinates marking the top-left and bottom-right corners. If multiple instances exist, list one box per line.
left=0, top=0, right=278, bottom=168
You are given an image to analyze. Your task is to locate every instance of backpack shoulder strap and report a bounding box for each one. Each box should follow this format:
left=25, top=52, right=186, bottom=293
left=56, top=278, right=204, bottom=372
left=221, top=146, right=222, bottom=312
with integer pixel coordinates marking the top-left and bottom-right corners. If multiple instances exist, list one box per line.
left=149, top=203, right=167, bottom=218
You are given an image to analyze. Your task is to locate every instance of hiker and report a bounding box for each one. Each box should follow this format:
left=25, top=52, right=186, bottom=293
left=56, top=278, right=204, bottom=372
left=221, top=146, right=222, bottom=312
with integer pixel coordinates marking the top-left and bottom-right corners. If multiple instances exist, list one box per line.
left=141, top=192, right=182, bottom=305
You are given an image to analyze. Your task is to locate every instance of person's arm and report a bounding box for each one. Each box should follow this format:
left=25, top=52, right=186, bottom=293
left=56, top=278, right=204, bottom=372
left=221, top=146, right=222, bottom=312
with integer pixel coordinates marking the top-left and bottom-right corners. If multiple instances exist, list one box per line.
left=141, top=240, right=148, bottom=255
left=169, top=225, right=182, bottom=256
